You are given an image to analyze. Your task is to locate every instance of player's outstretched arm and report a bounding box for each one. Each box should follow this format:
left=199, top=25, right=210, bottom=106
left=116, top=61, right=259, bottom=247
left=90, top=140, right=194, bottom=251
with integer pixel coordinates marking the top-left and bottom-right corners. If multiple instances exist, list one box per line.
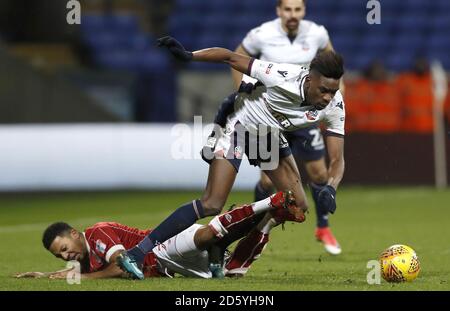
left=77, top=251, right=128, bottom=279
left=315, top=135, right=345, bottom=214
left=14, top=267, right=74, bottom=279
left=157, top=36, right=252, bottom=75
left=325, top=135, right=345, bottom=190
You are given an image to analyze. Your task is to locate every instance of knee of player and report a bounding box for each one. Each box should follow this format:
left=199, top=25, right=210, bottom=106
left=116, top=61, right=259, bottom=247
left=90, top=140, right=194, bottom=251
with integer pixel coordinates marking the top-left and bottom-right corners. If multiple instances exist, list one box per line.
left=199, top=198, right=224, bottom=216
left=259, top=173, right=274, bottom=190
left=308, top=166, right=328, bottom=184
left=295, top=196, right=309, bottom=212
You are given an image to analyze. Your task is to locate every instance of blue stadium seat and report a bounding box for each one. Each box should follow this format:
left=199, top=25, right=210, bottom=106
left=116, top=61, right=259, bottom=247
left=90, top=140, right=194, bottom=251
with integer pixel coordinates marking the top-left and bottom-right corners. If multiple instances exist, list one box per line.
left=331, top=34, right=358, bottom=54
left=396, top=14, right=429, bottom=33
left=84, top=33, right=151, bottom=52
left=429, top=14, right=450, bottom=31
left=306, top=0, right=339, bottom=13
left=197, top=32, right=233, bottom=50
left=174, top=0, right=203, bottom=12
left=360, top=34, right=392, bottom=56
left=402, top=0, right=434, bottom=12
left=346, top=53, right=375, bottom=71
left=139, top=50, right=171, bottom=72
left=427, top=33, right=450, bottom=53
left=336, top=0, right=365, bottom=13
left=327, top=14, right=366, bottom=34
left=94, top=50, right=138, bottom=71
left=379, top=1, right=402, bottom=14
left=238, top=0, right=274, bottom=13
left=203, top=14, right=234, bottom=35
left=391, top=34, right=424, bottom=52
left=168, top=15, right=200, bottom=34
left=81, top=13, right=139, bottom=36
left=426, top=51, right=450, bottom=69
left=385, top=52, right=415, bottom=72
left=233, top=15, right=265, bottom=34
left=207, top=0, right=240, bottom=13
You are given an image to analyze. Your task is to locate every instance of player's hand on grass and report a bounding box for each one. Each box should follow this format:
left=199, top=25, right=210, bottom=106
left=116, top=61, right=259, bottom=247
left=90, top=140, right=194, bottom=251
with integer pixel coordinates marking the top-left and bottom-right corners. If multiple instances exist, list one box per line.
left=157, top=36, right=193, bottom=62
left=14, top=271, right=47, bottom=278
left=48, top=271, right=69, bottom=279
left=318, top=185, right=337, bottom=214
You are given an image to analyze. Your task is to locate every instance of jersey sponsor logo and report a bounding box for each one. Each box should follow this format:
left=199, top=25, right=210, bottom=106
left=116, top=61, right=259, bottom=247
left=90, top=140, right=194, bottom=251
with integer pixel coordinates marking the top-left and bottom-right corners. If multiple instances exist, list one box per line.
left=265, top=63, right=273, bottom=74
left=277, top=70, right=288, bottom=78
left=264, top=98, right=294, bottom=130
left=95, top=239, right=107, bottom=254
left=305, top=110, right=319, bottom=121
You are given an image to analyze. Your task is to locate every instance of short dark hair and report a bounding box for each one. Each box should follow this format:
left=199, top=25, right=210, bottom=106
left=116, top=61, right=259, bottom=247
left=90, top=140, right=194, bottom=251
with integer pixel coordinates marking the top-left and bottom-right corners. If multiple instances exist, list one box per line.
left=310, top=50, right=344, bottom=80
left=42, top=222, right=73, bottom=250
left=277, top=0, right=306, bottom=7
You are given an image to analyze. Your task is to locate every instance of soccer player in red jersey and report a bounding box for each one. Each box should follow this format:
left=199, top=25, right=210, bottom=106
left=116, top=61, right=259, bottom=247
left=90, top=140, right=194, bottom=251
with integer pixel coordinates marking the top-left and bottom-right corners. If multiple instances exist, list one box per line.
left=16, top=191, right=301, bottom=279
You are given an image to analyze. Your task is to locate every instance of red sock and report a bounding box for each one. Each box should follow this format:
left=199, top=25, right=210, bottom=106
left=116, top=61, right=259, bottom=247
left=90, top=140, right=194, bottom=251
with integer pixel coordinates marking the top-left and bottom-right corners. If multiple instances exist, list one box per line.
left=218, top=205, right=255, bottom=231
left=225, top=230, right=269, bottom=275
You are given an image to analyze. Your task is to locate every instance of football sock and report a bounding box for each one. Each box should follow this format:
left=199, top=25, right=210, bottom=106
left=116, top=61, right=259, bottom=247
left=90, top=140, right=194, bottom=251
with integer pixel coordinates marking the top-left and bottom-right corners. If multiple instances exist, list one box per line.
left=129, top=200, right=205, bottom=263
left=258, top=216, right=278, bottom=234
left=208, top=196, right=274, bottom=239
left=225, top=229, right=269, bottom=275
left=251, top=196, right=273, bottom=214
left=310, top=182, right=329, bottom=228
left=254, top=181, right=273, bottom=201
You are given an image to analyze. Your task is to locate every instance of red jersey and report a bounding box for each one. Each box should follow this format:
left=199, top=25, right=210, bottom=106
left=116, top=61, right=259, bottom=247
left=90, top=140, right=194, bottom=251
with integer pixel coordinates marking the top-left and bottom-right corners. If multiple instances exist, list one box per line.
left=83, top=222, right=163, bottom=277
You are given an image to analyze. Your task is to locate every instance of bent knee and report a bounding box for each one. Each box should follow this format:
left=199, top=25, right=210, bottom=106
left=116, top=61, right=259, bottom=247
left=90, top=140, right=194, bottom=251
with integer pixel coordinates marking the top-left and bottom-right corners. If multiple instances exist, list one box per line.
left=200, top=197, right=224, bottom=216
left=306, top=163, right=328, bottom=184
left=260, top=173, right=274, bottom=190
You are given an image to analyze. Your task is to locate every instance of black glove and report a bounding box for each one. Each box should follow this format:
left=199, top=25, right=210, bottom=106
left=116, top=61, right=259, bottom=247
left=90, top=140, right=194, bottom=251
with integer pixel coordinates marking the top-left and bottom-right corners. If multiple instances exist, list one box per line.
left=157, top=36, right=193, bottom=62
left=318, top=185, right=337, bottom=214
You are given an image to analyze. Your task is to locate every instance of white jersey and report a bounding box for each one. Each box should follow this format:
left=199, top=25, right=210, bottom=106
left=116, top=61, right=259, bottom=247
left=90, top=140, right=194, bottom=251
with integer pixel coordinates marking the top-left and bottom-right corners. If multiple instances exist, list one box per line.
left=242, top=18, right=329, bottom=67
left=234, top=59, right=345, bottom=136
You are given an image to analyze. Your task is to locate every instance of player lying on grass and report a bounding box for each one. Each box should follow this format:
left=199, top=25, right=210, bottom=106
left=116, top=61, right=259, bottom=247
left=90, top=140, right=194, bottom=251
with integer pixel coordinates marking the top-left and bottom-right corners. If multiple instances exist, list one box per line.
left=117, top=36, right=345, bottom=279
left=15, top=191, right=299, bottom=279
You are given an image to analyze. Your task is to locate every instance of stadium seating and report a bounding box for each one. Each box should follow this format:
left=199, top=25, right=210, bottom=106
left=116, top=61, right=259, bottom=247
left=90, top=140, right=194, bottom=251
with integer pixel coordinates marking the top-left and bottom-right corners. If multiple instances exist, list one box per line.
left=165, top=0, right=450, bottom=72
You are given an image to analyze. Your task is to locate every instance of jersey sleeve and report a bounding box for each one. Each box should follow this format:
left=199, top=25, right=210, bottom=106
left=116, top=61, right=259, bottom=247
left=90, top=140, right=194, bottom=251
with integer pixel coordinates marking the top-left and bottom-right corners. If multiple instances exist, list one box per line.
left=324, top=93, right=346, bottom=136
left=249, top=59, right=302, bottom=88
left=87, top=226, right=126, bottom=263
left=241, top=27, right=263, bottom=57
left=317, top=25, right=330, bottom=50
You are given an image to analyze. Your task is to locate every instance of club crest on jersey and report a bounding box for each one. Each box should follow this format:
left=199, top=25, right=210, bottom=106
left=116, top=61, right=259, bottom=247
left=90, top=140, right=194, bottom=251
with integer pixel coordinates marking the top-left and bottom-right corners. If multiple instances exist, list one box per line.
left=95, top=239, right=107, bottom=254
left=305, top=110, right=319, bottom=121
left=265, top=63, right=273, bottom=74
left=336, top=101, right=344, bottom=110
left=301, top=40, right=310, bottom=51
left=205, top=136, right=217, bottom=148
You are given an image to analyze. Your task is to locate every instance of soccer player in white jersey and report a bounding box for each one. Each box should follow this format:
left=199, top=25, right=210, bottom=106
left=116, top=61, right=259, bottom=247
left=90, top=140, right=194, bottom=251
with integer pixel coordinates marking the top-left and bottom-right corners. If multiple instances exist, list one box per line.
left=116, top=36, right=345, bottom=280
left=227, top=0, right=342, bottom=256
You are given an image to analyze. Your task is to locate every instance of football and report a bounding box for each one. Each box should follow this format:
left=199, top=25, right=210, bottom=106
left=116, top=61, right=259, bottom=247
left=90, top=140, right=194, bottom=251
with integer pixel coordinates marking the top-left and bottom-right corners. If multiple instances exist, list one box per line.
left=379, top=244, right=420, bottom=282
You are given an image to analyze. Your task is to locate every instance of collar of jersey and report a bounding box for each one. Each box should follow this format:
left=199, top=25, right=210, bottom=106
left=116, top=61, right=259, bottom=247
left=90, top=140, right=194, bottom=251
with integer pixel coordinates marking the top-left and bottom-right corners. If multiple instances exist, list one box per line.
left=82, top=232, right=91, bottom=253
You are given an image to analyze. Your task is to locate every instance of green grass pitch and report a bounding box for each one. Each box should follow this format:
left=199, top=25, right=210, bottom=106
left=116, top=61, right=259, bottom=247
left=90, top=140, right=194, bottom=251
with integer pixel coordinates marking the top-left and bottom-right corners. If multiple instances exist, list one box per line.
left=0, top=187, right=449, bottom=291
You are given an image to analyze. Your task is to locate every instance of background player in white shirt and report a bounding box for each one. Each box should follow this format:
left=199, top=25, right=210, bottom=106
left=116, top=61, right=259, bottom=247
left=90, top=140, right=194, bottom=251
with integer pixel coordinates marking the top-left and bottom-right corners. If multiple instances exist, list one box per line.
left=214, top=0, right=342, bottom=256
